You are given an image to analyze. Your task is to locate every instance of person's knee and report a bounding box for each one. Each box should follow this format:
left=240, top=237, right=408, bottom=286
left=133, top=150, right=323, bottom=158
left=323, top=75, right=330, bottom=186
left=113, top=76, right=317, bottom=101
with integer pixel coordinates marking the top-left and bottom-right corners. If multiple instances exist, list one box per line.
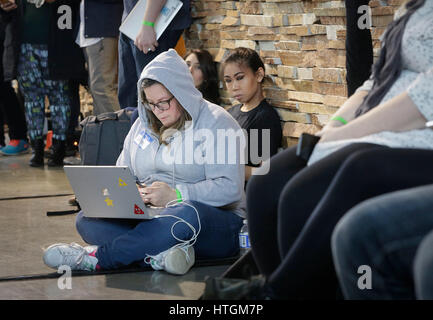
left=414, top=231, right=433, bottom=299
left=339, top=147, right=383, bottom=173
left=332, top=211, right=360, bottom=261
left=332, top=203, right=377, bottom=266
left=159, top=203, right=199, bottom=239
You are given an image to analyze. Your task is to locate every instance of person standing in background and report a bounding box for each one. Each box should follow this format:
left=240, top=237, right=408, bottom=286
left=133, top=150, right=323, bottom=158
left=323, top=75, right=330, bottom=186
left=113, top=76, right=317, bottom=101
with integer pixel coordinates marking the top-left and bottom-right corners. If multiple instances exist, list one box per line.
left=0, top=0, right=29, bottom=155
left=75, top=0, right=123, bottom=115
left=16, top=0, right=86, bottom=167
left=345, top=0, right=374, bottom=97
left=118, top=0, right=191, bottom=109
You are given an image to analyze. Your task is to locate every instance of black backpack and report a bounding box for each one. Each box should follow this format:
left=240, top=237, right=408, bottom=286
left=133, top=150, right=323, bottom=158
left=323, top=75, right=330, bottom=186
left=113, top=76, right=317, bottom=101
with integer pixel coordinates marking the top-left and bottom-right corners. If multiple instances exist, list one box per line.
left=79, top=109, right=134, bottom=165
left=48, top=109, right=134, bottom=217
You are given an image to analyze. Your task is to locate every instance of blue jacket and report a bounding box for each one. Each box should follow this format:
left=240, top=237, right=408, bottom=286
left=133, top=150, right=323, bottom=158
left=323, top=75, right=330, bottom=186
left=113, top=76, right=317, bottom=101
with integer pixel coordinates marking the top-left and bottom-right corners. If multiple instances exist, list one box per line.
left=82, top=0, right=123, bottom=38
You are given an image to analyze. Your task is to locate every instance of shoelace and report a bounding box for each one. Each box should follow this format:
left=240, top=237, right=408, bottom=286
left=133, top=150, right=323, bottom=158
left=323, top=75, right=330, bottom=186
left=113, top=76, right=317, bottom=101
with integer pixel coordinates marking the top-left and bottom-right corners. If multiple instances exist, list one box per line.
left=59, top=243, right=87, bottom=269
left=180, top=246, right=192, bottom=263
left=144, top=245, right=192, bottom=268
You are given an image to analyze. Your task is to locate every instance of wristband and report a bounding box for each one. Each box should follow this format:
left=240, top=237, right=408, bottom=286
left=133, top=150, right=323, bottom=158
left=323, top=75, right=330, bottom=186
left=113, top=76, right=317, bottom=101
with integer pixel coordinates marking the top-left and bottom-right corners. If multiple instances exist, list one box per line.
left=142, top=20, right=155, bottom=27
left=330, top=116, right=348, bottom=125
left=175, top=189, right=182, bottom=203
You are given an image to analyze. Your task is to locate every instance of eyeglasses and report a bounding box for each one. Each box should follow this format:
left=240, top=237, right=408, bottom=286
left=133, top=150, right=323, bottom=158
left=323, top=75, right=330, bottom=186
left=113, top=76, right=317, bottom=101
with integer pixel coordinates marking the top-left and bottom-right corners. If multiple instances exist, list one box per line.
left=145, top=96, right=175, bottom=112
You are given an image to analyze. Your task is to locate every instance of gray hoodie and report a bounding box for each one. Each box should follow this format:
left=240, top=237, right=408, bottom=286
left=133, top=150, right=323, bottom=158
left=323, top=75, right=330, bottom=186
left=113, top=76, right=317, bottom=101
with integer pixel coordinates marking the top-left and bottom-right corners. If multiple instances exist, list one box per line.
left=116, top=49, right=246, bottom=217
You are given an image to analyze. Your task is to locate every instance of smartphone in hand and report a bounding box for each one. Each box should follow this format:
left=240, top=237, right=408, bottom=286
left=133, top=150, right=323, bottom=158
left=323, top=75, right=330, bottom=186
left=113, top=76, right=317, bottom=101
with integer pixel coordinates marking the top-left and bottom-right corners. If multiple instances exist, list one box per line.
left=296, top=133, right=321, bottom=162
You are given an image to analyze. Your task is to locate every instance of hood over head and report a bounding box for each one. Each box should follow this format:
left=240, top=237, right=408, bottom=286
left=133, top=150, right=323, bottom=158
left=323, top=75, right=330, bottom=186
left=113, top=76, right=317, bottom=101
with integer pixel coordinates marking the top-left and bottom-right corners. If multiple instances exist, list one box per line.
left=137, top=49, right=204, bottom=133
left=118, top=50, right=245, bottom=217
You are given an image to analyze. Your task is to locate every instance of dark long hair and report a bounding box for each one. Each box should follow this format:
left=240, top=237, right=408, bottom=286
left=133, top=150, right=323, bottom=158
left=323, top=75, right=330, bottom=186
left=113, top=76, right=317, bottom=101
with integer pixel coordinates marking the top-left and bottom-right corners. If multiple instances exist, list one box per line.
left=355, top=0, right=426, bottom=117
left=220, top=47, right=265, bottom=83
left=185, top=49, right=221, bottom=105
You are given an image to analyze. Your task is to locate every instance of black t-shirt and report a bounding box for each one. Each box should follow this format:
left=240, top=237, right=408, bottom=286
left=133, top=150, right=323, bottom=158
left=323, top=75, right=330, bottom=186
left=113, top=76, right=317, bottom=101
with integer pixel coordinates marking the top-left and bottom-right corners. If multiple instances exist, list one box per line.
left=228, top=99, right=282, bottom=167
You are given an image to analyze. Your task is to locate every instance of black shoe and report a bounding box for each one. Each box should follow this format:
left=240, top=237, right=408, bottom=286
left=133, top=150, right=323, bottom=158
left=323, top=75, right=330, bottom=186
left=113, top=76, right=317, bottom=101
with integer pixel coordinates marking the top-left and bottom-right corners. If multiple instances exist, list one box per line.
left=44, top=146, right=53, bottom=159
left=201, top=275, right=271, bottom=300
left=47, top=139, right=66, bottom=167
left=29, top=139, right=45, bottom=167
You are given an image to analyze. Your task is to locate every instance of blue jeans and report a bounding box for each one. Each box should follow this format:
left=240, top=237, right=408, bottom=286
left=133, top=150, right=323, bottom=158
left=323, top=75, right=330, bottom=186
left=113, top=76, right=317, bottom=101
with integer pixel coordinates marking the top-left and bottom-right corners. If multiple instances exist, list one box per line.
left=117, top=30, right=183, bottom=109
left=332, top=184, right=433, bottom=300
left=414, top=228, right=433, bottom=299
left=76, top=201, right=244, bottom=270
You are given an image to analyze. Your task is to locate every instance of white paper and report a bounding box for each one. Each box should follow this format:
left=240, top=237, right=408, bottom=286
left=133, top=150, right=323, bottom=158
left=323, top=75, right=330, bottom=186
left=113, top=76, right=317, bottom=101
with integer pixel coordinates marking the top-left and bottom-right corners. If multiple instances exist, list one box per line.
left=119, top=0, right=183, bottom=41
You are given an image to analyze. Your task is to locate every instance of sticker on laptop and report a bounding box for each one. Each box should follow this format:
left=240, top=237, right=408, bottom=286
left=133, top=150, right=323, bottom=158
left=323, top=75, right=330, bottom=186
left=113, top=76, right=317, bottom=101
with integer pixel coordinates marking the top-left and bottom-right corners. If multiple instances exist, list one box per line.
left=134, top=204, right=144, bottom=215
left=118, top=178, right=127, bottom=187
left=105, top=197, right=114, bottom=207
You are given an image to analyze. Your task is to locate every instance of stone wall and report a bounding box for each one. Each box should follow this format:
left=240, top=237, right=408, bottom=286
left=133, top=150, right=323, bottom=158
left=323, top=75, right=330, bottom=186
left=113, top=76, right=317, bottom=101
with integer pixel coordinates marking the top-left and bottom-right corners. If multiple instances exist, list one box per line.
left=184, top=0, right=405, bottom=147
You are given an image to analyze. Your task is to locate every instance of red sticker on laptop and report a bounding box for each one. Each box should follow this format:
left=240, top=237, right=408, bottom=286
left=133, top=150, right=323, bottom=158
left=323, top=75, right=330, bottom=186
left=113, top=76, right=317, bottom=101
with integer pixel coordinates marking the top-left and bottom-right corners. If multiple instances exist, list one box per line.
left=134, top=204, right=144, bottom=215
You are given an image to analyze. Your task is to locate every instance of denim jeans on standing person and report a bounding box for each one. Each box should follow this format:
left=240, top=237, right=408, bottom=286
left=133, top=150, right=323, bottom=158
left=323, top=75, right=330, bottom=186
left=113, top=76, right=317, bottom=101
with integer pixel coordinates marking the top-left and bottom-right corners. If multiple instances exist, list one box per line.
left=332, top=184, right=433, bottom=300
left=75, top=200, right=244, bottom=270
left=117, top=30, right=183, bottom=109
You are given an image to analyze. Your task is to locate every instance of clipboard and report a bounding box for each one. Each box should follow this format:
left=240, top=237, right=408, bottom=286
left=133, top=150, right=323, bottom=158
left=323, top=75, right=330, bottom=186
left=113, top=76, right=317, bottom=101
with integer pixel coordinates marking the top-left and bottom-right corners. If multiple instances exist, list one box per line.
left=119, top=0, right=183, bottom=41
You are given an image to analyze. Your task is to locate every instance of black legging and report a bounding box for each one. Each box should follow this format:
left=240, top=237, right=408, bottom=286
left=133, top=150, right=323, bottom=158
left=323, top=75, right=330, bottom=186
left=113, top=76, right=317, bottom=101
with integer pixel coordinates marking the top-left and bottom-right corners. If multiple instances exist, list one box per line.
left=345, top=0, right=373, bottom=96
left=246, top=145, right=433, bottom=299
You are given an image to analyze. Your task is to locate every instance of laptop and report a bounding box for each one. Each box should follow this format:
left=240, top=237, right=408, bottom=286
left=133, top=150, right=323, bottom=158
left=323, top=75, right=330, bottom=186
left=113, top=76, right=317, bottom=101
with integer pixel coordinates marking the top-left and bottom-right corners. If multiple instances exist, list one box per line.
left=64, top=166, right=163, bottom=219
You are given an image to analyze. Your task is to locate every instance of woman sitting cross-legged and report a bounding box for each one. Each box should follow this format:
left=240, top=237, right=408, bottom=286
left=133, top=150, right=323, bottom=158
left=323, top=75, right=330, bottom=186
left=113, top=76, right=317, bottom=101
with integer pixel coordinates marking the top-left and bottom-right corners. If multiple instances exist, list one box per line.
left=42, top=49, right=246, bottom=275
left=129, top=48, right=221, bottom=125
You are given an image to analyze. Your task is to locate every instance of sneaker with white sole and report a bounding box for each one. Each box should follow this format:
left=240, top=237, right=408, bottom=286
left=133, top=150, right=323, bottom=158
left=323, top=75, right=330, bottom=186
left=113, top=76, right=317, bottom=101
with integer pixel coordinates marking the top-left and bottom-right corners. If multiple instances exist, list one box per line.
left=0, top=139, right=29, bottom=156
left=146, top=245, right=195, bottom=275
left=43, top=243, right=98, bottom=271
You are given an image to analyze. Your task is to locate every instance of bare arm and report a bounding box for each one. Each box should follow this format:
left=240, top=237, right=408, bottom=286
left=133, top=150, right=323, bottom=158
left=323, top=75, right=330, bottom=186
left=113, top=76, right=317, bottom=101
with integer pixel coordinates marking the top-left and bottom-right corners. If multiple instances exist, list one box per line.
left=316, top=90, right=368, bottom=136
left=319, top=91, right=427, bottom=143
left=134, top=0, right=167, bottom=53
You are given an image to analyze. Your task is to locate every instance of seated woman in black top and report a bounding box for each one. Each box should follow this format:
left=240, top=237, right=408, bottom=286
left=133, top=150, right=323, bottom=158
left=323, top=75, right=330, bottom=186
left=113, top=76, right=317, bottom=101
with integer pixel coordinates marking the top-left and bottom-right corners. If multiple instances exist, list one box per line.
left=221, top=47, right=282, bottom=181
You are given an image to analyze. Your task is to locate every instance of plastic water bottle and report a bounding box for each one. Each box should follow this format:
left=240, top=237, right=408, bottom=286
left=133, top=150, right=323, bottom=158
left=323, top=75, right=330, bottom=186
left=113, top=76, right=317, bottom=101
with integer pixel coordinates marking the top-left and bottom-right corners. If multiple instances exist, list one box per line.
left=239, top=219, right=250, bottom=255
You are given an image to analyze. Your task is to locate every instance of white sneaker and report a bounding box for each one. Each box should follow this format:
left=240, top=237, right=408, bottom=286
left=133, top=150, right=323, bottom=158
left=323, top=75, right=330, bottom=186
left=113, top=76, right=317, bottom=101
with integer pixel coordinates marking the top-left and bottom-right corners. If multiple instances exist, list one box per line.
left=146, top=245, right=195, bottom=275
left=43, top=243, right=98, bottom=271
